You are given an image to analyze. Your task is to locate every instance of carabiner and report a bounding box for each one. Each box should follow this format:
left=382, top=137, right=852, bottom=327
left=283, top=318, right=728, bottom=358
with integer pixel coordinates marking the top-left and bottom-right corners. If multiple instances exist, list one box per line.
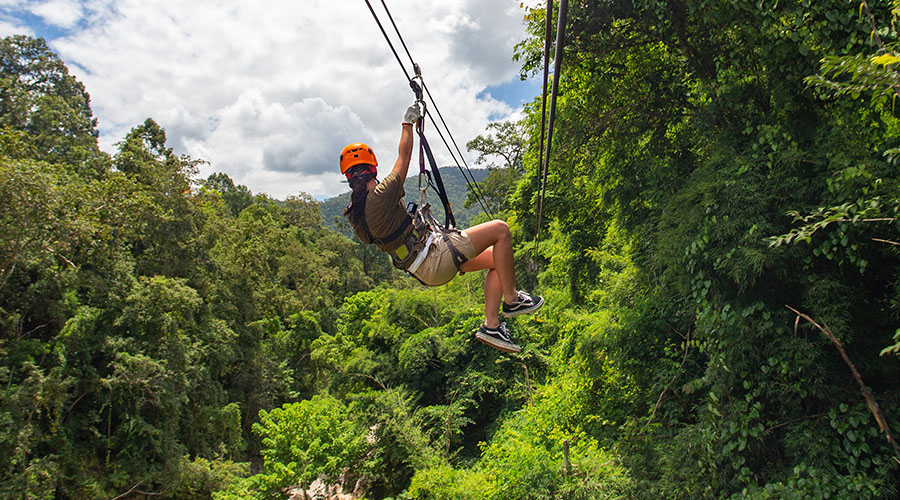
left=418, top=171, right=429, bottom=206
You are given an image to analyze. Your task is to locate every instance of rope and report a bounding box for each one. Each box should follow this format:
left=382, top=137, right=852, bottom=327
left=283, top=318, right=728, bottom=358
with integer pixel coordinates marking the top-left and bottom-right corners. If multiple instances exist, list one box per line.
left=379, top=0, right=418, bottom=75
left=362, top=0, right=495, bottom=221
left=534, top=0, right=568, bottom=262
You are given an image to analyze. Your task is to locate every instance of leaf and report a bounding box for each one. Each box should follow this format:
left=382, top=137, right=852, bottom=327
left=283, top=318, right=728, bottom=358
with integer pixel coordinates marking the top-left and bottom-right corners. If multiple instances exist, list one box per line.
left=870, top=53, right=900, bottom=66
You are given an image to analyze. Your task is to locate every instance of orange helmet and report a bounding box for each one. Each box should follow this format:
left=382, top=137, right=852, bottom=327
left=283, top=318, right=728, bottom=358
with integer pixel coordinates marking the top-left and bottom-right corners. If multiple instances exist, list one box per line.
left=340, top=143, right=378, bottom=178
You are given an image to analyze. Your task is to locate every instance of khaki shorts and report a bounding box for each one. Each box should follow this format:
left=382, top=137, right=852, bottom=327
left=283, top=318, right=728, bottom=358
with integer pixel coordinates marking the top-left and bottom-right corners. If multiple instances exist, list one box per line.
left=411, top=230, right=476, bottom=286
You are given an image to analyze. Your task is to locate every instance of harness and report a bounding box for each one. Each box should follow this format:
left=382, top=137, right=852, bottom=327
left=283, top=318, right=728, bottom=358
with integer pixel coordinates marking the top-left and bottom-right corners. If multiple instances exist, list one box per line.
left=352, top=193, right=467, bottom=286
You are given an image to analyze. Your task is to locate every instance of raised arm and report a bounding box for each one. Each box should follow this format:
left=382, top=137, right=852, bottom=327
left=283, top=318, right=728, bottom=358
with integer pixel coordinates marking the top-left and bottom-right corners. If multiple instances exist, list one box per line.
left=391, top=122, right=415, bottom=179
left=391, top=103, right=421, bottom=179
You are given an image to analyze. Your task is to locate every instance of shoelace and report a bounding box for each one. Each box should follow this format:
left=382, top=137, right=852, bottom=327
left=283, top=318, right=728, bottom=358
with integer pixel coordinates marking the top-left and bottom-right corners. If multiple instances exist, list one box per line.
left=496, top=322, right=510, bottom=341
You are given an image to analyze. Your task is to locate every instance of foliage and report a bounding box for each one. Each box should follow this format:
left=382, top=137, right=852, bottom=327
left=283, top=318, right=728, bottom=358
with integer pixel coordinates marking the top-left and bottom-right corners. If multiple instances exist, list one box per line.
left=255, top=395, right=367, bottom=489
left=216, top=395, right=369, bottom=499
left=464, top=121, right=526, bottom=215
left=466, top=121, right=526, bottom=171
left=407, top=356, right=634, bottom=500
left=202, top=172, right=253, bottom=216
left=505, top=0, right=900, bottom=498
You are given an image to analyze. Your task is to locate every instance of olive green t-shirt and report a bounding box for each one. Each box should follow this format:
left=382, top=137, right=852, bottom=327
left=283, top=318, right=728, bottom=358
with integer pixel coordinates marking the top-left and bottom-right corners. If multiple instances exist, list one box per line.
left=349, top=171, right=413, bottom=254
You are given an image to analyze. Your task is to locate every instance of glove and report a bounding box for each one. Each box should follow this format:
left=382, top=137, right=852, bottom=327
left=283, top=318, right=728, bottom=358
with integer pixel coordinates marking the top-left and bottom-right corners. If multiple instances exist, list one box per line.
left=403, top=103, right=421, bottom=124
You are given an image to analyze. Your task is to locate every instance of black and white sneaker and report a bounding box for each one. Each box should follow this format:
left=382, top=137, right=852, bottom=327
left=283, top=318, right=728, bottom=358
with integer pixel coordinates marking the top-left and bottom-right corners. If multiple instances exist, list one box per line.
left=501, top=290, right=544, bottom=318
left=475, top=322, right=521, bottom=353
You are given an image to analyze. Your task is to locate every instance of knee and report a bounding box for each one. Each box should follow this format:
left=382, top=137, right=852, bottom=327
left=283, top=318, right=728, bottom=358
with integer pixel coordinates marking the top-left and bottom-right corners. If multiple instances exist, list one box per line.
left=492, top=220, right=510, bottom=241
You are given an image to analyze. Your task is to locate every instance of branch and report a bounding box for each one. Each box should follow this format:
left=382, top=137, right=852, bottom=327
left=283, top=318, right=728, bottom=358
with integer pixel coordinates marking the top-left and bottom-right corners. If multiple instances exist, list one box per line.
left=785, top=305, right=900, bottom=461
left=66, top=392, right=87, bottom=413
left=21, top=323, right=48, bottom=339
left=521, top=363, right=534, bottom=406
left=42, top=244, right=76, bottom=269
left=859, top=0, right=885, bottom=51
left=872, top=237, right=900, bottom=247
left=837, top=217, right=898, bottom=223
left=763, top=411, right=829, bottom=435
left=110, top=481, right=163, bottom=500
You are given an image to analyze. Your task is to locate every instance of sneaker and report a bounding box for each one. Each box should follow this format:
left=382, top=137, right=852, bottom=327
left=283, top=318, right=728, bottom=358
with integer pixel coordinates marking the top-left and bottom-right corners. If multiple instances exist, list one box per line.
left=475, top=322, right=521, bottom=353
left=501, top=290, right=544, bottom=318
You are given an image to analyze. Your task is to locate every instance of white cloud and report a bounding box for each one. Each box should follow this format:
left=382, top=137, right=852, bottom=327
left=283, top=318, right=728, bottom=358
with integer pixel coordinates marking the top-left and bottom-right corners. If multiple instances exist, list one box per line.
left=29, top=0, right=84, bottom=29
left=28, top=0, right=533, bottom=199
left=0, top=19, right=31, bottom=37
left=0, top=0, right=31, bottom=37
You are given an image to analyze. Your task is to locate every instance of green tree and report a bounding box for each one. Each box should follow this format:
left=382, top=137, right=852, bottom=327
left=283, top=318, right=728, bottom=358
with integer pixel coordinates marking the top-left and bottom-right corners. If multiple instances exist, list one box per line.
left=115, top=118, right=204, bottom=278
left=203, top=172, right=253, bottom=216
left=467, top=120, right=526, bottom=171
left=283, top=192, right=323, bottom=229
left=216, top=395, right=370, bottom=499
left=506, top=0, right=900, bottom=497
left=465, top=121, right=525, bottom=214
left=0, top=36, right=101, bottom=170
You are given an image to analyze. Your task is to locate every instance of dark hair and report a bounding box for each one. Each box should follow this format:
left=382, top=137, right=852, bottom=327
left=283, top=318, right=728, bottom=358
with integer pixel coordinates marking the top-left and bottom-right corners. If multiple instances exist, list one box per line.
left=343, top=166, right=376, bottom=227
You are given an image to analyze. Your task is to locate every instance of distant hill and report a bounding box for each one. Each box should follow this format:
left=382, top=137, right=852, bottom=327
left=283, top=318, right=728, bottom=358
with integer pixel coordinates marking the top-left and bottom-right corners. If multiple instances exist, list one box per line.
left=320, top=167, right=489, bottom=234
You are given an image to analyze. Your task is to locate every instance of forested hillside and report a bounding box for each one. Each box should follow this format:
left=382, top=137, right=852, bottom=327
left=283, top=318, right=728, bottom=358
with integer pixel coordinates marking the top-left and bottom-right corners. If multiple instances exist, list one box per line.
left=3, top=0, right=900, bottom=498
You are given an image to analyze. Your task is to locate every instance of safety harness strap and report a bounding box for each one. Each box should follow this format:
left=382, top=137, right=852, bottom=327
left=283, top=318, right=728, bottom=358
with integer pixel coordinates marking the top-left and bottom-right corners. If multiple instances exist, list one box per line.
left=421, top=204, right=468, bottom=271
left=418, top=131, right=456, bottom=229
left=362, top=214, right=412, bottom=246
left=438, top=227, right=468, bottom=269
left=410, top=79, right=456, bottom=230
left=355, top=192, right=413, bottom=247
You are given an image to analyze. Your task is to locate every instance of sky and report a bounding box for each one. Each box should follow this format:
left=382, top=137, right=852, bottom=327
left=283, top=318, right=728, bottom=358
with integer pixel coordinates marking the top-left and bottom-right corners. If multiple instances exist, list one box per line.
left=1, top=0, right=541, bottom=199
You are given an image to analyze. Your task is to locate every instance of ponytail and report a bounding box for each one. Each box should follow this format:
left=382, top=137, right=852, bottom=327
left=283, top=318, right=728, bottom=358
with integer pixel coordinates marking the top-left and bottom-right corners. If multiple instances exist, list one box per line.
left=343, top=171, right=375, bottom=227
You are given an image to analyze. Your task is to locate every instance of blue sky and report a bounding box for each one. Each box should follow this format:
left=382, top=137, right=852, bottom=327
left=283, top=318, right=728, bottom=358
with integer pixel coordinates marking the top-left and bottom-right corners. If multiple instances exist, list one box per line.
left=10, top=12, right=67, bottom=39
left=2, top=0, right=540, bottom=199
left=481, top=78, right=542, bottom=116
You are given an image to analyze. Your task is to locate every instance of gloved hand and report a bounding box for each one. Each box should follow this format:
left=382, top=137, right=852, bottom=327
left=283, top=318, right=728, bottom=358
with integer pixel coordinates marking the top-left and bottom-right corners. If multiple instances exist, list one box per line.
left=403, top=102, right=422, bottom=125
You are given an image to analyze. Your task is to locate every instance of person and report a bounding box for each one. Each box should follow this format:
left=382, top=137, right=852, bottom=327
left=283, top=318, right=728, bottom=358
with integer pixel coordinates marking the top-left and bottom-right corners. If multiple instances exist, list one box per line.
left=340, top=102, right=543, bottom=353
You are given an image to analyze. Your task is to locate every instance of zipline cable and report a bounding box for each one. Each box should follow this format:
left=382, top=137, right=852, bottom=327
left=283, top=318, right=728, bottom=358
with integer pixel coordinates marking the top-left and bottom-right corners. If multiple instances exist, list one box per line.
left=425, top=111, right=489, bottom=213
left=374, top=0, right=493, bottom=219
left=532, top=0, right=554, bottom=269
left=534, top=0, right=568, bottom=259
left=376, top=0, right=494, bottom=220
left=420, top=81, right=496, bottom=220
left=363, top=0, right=495, bottom=221
left=378, top=0, right=417, bottom=80
left=536, top=0, right=553, bottom=193
left=362, top=0, right=412, bottom=82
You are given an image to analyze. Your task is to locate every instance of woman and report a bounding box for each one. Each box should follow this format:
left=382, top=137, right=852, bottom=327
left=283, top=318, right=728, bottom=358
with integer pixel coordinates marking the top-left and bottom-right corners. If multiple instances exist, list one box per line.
left=341, top=103, right=543, bottom=353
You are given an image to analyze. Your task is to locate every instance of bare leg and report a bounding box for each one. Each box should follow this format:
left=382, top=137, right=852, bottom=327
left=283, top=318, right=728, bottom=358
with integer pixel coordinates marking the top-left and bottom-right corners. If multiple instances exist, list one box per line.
left=462, top=220, right=517, bottom=300
left=462, top=221, right=519, bottom=326
left=483, top=269, right=502, bottom=328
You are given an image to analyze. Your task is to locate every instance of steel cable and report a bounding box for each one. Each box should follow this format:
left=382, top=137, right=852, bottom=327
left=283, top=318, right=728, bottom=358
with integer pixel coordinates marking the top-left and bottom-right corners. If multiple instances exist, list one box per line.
left=363, top=0, right=495, bottom=220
